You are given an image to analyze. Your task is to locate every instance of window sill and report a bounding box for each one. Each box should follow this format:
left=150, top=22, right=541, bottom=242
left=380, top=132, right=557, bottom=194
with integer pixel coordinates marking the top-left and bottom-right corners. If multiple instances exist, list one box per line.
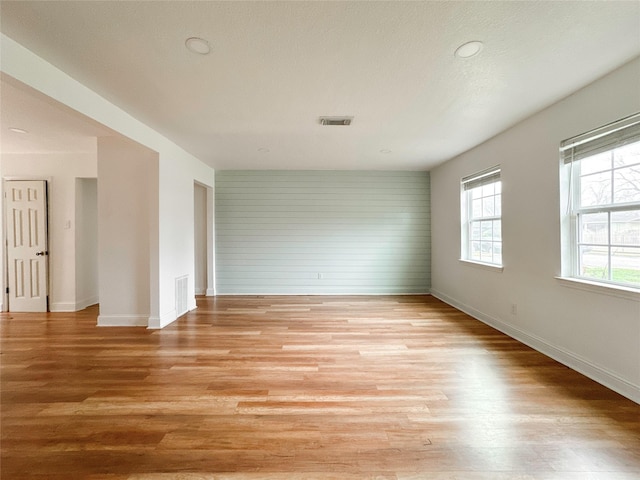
left=459, top=259, right=504, bottom=272
left=555, top=276, right=640, bottom=302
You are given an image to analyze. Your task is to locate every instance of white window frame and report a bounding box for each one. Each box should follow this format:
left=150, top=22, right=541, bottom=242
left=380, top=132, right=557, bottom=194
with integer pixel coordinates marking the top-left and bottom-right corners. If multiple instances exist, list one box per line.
left=460, top=166, right=502, bottom=268
left=560, top=112, right=640, bottom=292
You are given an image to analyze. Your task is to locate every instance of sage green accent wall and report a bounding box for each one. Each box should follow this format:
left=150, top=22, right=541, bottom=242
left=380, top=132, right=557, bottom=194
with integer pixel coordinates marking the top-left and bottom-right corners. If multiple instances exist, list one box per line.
left=215, top=171, right=430, bottom=294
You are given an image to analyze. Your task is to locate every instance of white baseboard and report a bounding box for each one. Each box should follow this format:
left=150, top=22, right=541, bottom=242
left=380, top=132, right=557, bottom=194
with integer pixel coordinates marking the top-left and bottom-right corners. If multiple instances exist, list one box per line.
left=215, top=291, right=431, bottom=296
left=188, top=298, right=197, bottom=312
left=205, top=288, right=215, bottom=296
left=148, top=310, right=176, bottom=329
left=148, top=303, right=197, bottom=329
left=50, top=302, right=77, bottom=312
left=97, top=314, right=148, bottom=327
left=147, top=316, right=162, bottom=329
left=430, top=288, right=640, bottom=405
left=50, top=296, right=99, bottom=312
left=195, top=288, right=206, bottom=295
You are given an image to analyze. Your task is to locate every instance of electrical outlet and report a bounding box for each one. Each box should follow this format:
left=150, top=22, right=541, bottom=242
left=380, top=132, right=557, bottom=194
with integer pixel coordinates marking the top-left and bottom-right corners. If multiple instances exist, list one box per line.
left=317, top=273, right=323, bottom=279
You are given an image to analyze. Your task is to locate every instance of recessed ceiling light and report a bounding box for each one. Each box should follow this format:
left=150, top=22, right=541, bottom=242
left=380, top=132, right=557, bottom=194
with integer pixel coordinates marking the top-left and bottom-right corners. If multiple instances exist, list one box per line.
left=380, top=149, right=392, bottom=154
left=455, top=41, right=483, bottom=58
left=257, top=148, right=270, bottom=153
left=8, top=127, right=28, bottom=134
left=185, top=37, right=211, bottom=55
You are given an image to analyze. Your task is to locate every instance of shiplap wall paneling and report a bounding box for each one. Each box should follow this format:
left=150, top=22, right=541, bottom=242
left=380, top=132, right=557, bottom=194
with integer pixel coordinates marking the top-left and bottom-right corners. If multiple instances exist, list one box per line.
left=215, top=171, right=430, bottom=295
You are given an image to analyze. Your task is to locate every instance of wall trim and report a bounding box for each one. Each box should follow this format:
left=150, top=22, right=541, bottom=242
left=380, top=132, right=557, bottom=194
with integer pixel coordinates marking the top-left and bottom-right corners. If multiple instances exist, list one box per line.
left=555, top=276, right=640, bottom=302
left=215, top=291, right=431, bottom=296
left=431, top=288, right=640, bottom=405
left=195, top=288, right=206, bottom=295
left=148, top=313, right=172, bottom=329
left=148, top=310, right=176, bottom=329
left=50, top=302, right=77, bottom=312
left=147, top=316, right=161, bottom=329
left=148, top=304, right=197, bottom=330
left=50, top=296, right=99, bottom=312
left=97, top=314, right=148, bottom=327
left=205, top=288, right=215, bottom=296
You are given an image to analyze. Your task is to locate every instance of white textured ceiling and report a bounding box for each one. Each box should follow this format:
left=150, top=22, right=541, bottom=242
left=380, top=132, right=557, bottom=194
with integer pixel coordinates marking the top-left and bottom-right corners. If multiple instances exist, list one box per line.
left=0, top=75, right=113, bottom=154
left=1, top=1, right=639, bottom=170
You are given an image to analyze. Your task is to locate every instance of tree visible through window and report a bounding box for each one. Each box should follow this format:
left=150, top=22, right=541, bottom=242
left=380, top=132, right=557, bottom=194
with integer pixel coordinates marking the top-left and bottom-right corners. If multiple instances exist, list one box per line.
left=562, top=113, right=640, bottom=288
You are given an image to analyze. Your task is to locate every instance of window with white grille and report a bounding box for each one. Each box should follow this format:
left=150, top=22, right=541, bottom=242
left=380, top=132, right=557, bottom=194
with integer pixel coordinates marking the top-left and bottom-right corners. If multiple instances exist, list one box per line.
left=461, top=166, right=502, bottom=266
left=561, top=113, right=640, bottom=289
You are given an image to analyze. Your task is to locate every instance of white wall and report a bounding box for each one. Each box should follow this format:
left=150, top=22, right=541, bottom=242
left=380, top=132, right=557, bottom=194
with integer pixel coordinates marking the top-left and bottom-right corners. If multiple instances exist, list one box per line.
left=2, top=34, right=216, bottom=328
left=1, top=151, right=97, bottom=311
left=75, top=177, right=98, bottom=309
left=0, top=156, right=3, bottom=312
left=430, top=57, right=640, bottom=403
left=97, top=137, right=156, bottom=326
left=194, top=183, right=207, bottom=295
left=153, top=152, right=215, bottom=328
left=216, top=171, right=430, bottom=295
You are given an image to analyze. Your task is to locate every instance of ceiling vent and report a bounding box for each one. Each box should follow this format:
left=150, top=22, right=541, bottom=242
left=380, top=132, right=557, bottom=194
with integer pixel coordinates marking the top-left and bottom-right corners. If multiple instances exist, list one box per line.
left=319, top=116, right=353, bottom=126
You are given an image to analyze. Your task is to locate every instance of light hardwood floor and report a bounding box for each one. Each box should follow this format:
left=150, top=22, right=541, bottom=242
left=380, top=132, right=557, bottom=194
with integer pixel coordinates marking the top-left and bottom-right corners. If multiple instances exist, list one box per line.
left=1, top=295, right=639, bottom=479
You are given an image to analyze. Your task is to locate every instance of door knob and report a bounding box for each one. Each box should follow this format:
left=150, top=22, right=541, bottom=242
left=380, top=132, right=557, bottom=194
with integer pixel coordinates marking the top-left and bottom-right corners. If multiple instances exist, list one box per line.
left=35, top=251, right=48, bottom=256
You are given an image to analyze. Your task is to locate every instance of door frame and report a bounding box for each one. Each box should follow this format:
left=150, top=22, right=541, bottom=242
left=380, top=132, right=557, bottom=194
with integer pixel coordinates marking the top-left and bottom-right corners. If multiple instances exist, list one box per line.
left=2, top=176, right=52, bottom=312
left=194, top=180, right=215, bottom=297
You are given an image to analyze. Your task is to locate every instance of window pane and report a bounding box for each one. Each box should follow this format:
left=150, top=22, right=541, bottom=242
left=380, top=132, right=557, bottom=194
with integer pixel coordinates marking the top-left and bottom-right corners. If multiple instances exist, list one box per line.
left=495, top=193, right=502, bottom=216
left=493, top=242, right=502, bottom=265
left=472, top=198, right=482, bottom=218
left=482, top=183, right=495, bottom=197
left=580, top=212, right=608, bottom=245
left=495, top=181, right=502, bottom=194
left=482, top=196, right=495, bottom=217
left=481, top=221, right=492, bottom=239
left=471, top=222, right=481, bottom=240
left=611, top=247, right=640, bottom=287
left=613, top=165, right=640, bottom=204
left=614, top=140, right=640, bottom=168
left=580, top=171, right=611, bottom=207
left=611, top=210, right=640, bottom=246
left=493, top=220, right=501, bottom=241
left=471, top=241, right=481, bottom=261
left=472, top=186, right=483, bottom=199
left=581, top=150, right=612, bottom=175
left=481, top=242, right=492, bottom=262
left=579, top=245, right=609, bottom=281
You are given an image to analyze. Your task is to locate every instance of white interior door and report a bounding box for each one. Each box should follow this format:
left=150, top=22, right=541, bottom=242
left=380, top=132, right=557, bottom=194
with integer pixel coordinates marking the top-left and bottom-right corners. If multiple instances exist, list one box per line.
left=6, top=180, right=49, bottom=312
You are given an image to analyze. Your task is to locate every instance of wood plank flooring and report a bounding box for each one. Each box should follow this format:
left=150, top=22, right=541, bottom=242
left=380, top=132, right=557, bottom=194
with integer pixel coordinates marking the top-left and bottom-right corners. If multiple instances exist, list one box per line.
left=1, top=295, right=639, bottom=479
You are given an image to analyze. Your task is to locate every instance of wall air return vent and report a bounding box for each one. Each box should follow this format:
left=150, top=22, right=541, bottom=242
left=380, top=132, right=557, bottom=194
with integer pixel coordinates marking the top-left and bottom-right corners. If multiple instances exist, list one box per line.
left=175, top=275, right=188, bottom=318
left=319, top=116, right=353, bottom=126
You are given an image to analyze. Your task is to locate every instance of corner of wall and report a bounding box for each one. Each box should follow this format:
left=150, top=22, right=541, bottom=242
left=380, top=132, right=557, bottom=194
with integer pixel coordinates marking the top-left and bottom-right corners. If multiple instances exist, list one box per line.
left=147, top=309, right=177, bottom=329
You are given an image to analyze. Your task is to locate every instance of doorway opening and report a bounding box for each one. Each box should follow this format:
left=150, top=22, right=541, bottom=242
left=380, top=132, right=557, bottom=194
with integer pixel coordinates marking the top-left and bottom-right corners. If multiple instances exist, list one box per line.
left=75, top=178, right=98, bottom=310
left=194, top=181, right=214, bottom=297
